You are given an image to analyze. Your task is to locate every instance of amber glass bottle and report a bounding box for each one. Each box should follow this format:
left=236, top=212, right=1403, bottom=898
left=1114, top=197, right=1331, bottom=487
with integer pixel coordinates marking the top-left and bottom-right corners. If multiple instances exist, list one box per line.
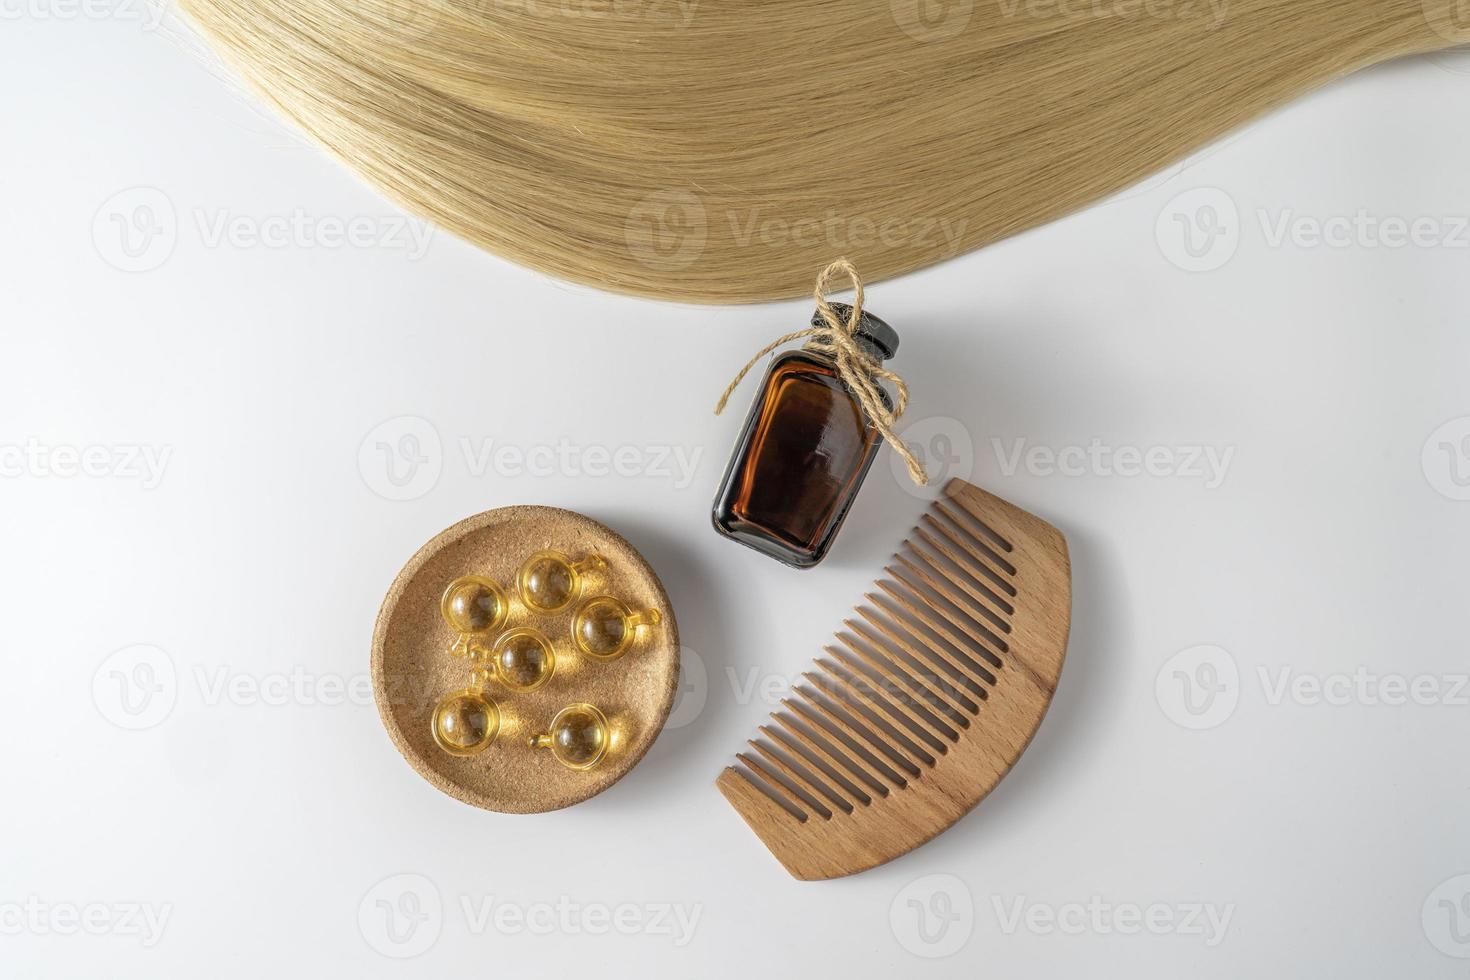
left=712, top=304, right=898, bottom=568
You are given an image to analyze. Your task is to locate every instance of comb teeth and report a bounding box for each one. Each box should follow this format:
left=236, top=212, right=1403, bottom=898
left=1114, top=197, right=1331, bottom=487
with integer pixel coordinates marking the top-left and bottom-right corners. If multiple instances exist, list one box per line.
left=717, top=478, right=1071, bottom=880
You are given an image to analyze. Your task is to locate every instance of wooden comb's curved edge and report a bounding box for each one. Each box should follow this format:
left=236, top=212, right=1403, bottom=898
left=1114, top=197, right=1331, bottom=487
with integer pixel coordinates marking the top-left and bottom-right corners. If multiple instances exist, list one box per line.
left=716, top=649, right=1072, bottom=880
left=938, top=478, right=1072, bottom=811
left=716, top=766, right=944, bottom=881
left=944, top=477, right=1072, bottom=691
left=717, top=679, right=1051, bottom=880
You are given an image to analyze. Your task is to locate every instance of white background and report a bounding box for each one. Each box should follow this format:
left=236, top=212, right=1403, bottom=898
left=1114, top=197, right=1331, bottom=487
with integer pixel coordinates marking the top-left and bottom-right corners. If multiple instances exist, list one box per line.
left=3, top=7, right=1469, bottom=977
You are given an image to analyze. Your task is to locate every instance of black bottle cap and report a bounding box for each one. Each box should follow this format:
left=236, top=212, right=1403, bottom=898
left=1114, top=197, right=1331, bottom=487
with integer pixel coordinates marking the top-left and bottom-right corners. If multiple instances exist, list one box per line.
left=813, top=302, right=899, bottom=361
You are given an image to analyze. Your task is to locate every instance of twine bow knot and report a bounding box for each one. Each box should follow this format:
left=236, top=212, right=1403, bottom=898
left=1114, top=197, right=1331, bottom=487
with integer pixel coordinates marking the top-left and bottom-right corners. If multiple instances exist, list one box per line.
left=714, top=258, right=929, bottom=486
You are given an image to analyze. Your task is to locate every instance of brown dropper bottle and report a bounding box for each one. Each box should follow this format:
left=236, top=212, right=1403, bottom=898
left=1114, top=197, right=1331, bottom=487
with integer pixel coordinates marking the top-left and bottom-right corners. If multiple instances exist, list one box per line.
left=712, top=303, right=899, bottom=568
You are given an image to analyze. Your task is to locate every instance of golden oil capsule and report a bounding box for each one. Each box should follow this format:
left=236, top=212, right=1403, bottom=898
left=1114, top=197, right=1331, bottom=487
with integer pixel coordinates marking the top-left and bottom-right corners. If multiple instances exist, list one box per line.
left=491, top=627, right=556, bottom=692
left=431, top=689, right=500, bottom=756
left=571, top=596, right=660, bottom=660
left=441, top=575, right=508, bottom=636
left=517, top=550, right=604, bottom=613
left=529, top=703, right=609, bottom=771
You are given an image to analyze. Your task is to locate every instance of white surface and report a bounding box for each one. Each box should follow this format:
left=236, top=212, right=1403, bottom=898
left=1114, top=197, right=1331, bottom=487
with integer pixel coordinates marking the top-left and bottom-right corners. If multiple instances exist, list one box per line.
left=3, top=11, right=1469, bottom=978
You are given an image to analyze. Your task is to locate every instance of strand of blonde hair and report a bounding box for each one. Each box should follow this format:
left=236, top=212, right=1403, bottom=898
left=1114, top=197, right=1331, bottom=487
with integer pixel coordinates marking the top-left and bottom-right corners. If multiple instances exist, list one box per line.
left=176, top=0, right=1462, bottom=301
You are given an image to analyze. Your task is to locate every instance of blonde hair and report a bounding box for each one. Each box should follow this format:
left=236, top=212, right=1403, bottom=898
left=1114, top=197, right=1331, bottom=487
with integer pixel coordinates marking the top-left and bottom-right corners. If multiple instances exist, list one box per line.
left=179, top=0, right=1463, bottom=302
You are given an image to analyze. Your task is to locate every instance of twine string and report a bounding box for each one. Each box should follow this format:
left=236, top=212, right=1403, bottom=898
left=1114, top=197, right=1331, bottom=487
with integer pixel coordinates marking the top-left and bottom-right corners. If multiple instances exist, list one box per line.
left=714, top=258, right=929, bottom=486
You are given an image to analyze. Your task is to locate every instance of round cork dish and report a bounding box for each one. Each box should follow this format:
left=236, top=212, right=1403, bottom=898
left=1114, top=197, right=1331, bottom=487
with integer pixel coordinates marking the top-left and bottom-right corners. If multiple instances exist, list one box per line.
left=371, top=506, right=679, bottom=813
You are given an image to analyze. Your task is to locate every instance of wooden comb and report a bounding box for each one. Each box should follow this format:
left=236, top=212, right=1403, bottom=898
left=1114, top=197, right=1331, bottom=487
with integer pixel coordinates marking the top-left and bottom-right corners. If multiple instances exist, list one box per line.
left=716, top=478, right=1071, bottom=880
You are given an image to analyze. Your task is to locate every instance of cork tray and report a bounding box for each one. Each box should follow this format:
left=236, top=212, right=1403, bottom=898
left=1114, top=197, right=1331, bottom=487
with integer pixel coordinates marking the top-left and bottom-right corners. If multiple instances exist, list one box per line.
left=371, top=506, right=680, bottom=813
